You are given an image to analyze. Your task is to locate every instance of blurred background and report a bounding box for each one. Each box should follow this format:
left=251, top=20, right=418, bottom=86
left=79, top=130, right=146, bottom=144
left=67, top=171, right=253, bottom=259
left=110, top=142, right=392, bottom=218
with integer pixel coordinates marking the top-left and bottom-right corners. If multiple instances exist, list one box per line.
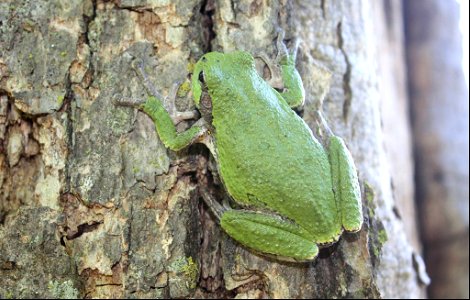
left=405, top=0, right=469, bottom=298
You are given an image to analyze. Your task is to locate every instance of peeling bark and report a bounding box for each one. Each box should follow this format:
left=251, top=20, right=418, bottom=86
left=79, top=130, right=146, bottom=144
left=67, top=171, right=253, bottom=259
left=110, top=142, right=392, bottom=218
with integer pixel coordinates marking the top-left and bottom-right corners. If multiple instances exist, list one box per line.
left=1, top=0, right=425, bottom=298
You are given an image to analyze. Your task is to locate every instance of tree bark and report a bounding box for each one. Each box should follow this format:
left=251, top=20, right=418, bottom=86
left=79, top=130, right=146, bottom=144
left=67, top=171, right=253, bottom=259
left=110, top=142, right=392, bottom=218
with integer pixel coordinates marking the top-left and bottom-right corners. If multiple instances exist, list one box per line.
left=0, top=0, right=425, bottom=298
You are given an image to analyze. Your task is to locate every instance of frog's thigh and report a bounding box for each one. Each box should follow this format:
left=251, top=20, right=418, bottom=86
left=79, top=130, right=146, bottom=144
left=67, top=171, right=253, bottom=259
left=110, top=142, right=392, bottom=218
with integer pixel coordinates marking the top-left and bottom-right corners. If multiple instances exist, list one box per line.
left=328, top=136, right=363, bottom=232
left=221, top=210, right=319, bottom=260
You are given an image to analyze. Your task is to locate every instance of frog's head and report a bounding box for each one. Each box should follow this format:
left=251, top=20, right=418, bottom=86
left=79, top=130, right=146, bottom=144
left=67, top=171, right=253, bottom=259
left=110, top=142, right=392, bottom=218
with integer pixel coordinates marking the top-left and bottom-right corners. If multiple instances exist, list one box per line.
left=192, top=51, right=254, bottom=108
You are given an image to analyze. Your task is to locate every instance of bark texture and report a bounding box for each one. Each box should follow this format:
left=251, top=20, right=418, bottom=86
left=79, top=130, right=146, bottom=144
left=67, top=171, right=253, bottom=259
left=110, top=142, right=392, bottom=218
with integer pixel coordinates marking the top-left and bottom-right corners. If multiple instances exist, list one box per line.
left=1, top=0, right=425, bottom=298
left=405, top=1, right=469, bottom=298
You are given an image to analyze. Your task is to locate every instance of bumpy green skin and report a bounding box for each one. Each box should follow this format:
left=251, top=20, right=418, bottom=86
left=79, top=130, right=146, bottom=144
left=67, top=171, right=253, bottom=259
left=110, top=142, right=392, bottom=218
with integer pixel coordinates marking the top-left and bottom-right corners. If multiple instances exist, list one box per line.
left=328, top=136, right=363, bottom=231
left=141, top=96, right=204, bottom=151
left=144, top=51, right=363, bottom=261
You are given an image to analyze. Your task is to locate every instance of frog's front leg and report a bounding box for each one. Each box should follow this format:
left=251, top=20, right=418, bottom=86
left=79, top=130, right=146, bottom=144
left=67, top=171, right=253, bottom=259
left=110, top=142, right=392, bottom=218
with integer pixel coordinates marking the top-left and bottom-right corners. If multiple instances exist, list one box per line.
left=220, top=210, right=319, bottom=261
left=132, top=59, right=199, bottom=124
left=140, top=97, right=207, bottom=151
left=277, top=33, right=306, bottom=108
left=315, top=112, right=363, bottom=232
left=115, top=94, right=206, bottom=151
left=165, top=81, right=200, bottom=124
left=260, top=31, right=305, bottom=108
left=114, top=61, right=207, bottom=151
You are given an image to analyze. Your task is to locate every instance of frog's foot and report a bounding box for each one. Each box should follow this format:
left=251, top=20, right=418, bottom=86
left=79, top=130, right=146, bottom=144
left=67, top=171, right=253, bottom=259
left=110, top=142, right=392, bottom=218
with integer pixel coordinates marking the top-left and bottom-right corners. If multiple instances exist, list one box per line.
left=132, top=59, right=199, bottom=124
left=174, top=111, right=200, bottom=123
left=113, top=92, right=198, bottom=124
left=254, top=31, right=301, bottom=91
left=275, top=29, right=301, bottom=62
left=167, top=81, right=200, bottom=123
left=112, top=93, right=146, bottom=107
left=311, top=111, right=334, bottom=143
left=131, top=58, right=165, bottom=101
left=221, top=210, right=319, bottom=261
left=273, top=29, right=305, bottom=108
left=199, top=187, right=227, bottom=221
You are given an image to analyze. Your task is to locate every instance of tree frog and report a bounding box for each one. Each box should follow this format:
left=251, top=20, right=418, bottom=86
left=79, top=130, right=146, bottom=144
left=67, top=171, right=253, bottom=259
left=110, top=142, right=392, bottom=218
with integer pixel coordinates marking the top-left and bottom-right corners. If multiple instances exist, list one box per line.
left=116, top=34, right=363, bottom=261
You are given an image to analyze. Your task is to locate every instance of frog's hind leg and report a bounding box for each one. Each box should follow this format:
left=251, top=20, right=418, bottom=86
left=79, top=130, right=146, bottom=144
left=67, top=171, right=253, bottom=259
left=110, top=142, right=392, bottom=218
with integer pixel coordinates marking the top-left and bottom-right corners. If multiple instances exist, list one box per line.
left=220, top=210, right=319, bottom=261
left=314, top=110, right=363, bottom=232
left=328, top=136, right=363, bottom=232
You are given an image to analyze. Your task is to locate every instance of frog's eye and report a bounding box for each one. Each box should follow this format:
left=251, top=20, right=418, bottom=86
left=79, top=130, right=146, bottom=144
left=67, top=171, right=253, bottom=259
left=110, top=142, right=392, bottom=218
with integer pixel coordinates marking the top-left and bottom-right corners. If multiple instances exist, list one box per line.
left=198, top=71, right=205, bottom=84
left=201, top=56, right=207, bottom=62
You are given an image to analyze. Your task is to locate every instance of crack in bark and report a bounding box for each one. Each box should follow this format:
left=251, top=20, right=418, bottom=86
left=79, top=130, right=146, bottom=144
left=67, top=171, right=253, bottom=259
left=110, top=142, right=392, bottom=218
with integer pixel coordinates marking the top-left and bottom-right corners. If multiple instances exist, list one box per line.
left=95, top=283, right=123, bottom=287
left=1, top=260, right=16, bottom=270
left=116, top=4, right=154, bottom=14
left=83, top=0, right=97, bottom=51
left=62, top=65, right=75, bottom=194
left=200, top=0, right=216, bottom=52
left=337, top=21, right=352, bottom=121
left=321, top=0, right=327, bottom=19
left=66, top=221, right=103, bottom=240
left=64, top=0, right=98, bottom=191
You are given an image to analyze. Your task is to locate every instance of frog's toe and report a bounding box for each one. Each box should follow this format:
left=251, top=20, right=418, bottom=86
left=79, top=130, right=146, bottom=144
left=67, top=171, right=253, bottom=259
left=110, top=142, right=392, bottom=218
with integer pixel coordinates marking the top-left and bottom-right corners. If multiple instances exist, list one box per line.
left=112, top=93, right=145, bottom=107
left=276, top=29, right=301, bottom=61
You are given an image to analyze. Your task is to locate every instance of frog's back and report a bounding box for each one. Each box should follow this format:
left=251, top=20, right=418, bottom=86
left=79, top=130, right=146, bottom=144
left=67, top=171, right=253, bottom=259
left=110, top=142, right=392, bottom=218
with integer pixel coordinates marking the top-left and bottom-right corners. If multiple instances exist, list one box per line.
left=210, top=73, right=341, bottom=242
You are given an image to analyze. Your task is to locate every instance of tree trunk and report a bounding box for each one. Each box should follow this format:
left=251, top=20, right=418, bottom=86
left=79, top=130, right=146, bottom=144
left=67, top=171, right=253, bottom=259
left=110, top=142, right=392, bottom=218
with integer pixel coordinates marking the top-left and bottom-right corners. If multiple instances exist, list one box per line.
left=0, top=0, right=425, bottom=298
left=405, top=1, right=469, bottom=298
